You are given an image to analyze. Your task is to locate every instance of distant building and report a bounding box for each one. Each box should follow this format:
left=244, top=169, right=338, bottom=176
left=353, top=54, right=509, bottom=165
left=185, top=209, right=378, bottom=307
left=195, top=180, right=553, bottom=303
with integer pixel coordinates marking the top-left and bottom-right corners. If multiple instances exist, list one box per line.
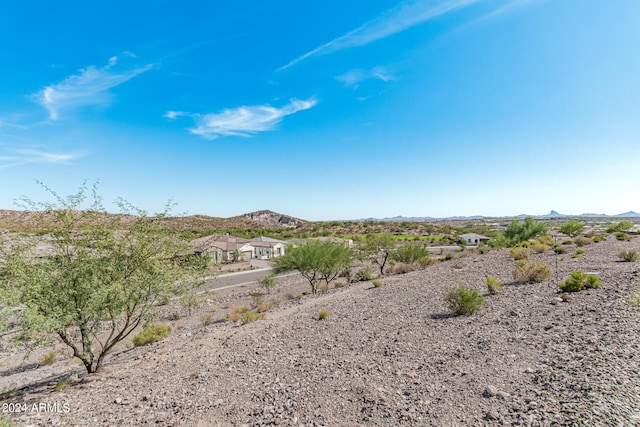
left=458, top=233, right=490, bottom=245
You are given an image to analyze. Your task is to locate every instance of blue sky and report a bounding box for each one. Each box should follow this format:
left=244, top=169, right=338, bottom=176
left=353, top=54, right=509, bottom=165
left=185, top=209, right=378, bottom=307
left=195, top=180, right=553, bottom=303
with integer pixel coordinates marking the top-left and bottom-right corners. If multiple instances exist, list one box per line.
left=1, top=0, right=638, bottom=221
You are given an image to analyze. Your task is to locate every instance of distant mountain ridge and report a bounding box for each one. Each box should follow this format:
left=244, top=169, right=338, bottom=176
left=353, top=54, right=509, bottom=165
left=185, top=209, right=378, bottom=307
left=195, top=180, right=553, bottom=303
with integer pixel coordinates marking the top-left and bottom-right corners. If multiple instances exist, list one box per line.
left=350, top=210, right=640, bottom=222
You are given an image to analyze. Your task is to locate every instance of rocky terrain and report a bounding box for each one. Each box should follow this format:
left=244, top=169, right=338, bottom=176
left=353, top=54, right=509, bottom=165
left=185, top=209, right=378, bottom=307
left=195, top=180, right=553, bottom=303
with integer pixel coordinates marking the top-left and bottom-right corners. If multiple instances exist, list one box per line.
left=2, top=235, right=640, bottom=426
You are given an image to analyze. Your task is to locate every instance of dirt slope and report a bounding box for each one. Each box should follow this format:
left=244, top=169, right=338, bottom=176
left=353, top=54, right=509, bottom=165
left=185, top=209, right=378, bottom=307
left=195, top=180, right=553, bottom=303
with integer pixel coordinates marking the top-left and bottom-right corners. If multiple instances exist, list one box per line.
left=4, top=237, right=640, bottom=426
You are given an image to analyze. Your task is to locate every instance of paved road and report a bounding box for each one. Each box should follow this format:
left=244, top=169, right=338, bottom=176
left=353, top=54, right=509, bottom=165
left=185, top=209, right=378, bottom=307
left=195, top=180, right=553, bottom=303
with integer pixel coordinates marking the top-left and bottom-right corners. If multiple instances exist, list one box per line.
left=200, top=268, right=275, bottom=292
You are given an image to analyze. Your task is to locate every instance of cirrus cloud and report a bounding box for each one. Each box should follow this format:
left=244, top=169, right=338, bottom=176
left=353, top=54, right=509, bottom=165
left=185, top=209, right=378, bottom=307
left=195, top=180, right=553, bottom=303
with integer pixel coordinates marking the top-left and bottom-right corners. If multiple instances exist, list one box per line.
left=166, top=98, right=317, bottom=140
left=34, top=56, right=153, bottom=120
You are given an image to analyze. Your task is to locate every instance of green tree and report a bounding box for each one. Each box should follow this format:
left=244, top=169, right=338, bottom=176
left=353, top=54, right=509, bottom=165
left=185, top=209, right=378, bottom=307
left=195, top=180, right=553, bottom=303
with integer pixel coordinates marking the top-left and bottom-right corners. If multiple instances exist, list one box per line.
left=229, top=249, right=244, bottom=263
left=560, top=220, right=584, bottom=237
left=491, top=217, right=547, bottom=247
left=272, top=240, right=353, bottom=294
left=0, top=182, right=203, bottom=374
left=606, top=220, right=633, bottom=233
left=358, top=234, right=397, bottom=276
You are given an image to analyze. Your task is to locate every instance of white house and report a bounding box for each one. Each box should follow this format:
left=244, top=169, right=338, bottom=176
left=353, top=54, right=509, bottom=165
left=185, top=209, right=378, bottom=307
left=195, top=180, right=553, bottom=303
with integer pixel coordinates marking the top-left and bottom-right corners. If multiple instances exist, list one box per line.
left=458, top=233, right=490, bottom=245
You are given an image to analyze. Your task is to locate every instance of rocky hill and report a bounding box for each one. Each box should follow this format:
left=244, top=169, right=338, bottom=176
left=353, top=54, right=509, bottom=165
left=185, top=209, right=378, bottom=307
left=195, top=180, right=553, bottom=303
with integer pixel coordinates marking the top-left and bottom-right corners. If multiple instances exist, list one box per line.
left=0, top=209, right=306, bottom=232
left=239, top=210, right=306, bottom=228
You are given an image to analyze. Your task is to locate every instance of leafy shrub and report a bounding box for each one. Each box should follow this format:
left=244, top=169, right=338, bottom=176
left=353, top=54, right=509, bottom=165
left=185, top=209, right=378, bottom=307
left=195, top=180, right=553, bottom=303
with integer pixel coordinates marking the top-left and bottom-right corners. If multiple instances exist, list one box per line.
left=355, top=266, right=376, bottom=281
left=573, top=248, right=586, bottom=258
left=559, top=271, right=601, bottom=292
left=509, top=247, right=530, bottom=260
left=618, top=250, right=639, bottom=262
left=573, top=237, right=593, bottom=247
left=562, top=240, right=574, bottom=245
left=259, top=274, right=277, bottom=293
left=391, top=244, right=431, bottom=264
left=553, top=246, right=567, bottom=254
left=512, top=260, right=553, bottom=283
left=592, top=234, right=607, bottom=243
left=318, top=309, right=330, bottom=320
left=606, top=220, right=633, bottom=233
left=372, top=279, right=381, bottom=288
left=393, top=262, right=416, bottom=274
left=560, top=221, right=585, bottom=237
left=241, top=311, right=265, bottom=324
left=133, top=323, right=170, bottom=347
left=615, top=232, right=632, bottom=241
left=40, top=351, right=56, bottom=366
left=55, top=379, right=70, bottom=391
left=492, top=218, right=547, bottom=247
left=485, top=276, right=502, bottom=295
left=446, top=287, right=485, bottom=316
left=520, top=241, right=531, bottom=248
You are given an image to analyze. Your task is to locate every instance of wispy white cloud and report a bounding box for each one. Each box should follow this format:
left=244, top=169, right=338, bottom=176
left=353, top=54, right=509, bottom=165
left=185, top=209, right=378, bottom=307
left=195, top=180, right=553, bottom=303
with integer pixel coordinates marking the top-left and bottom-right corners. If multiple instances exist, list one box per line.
left=34, top=56, right=153, bottom=120
left=474, top=0, right=545, bottom=23
left=167, top=98, right=317, bottom=140
left=337, top=66, right=395, bottom=88
left=0, top=148, right=79, bottom=169
left=278, top=0, right=478, bottom=70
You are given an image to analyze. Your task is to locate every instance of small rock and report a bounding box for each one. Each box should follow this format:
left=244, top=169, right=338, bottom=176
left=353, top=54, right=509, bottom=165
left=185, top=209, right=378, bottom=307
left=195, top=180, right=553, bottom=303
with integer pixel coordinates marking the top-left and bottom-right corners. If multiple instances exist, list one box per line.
left=486, top=410, right=500, bottom=421
left=483, top=386, right=498, bottom=398
left=497, top=391, right=511, bottom=400
left=213, top=399, right=224, bottom=407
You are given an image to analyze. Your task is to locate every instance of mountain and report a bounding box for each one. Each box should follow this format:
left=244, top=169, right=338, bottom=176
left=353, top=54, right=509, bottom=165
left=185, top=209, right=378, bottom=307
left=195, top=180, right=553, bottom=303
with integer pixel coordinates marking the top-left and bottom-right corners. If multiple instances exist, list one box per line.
left=615, top=211, right=640, bottom=218
left=238, top=210, right=306, bottom=228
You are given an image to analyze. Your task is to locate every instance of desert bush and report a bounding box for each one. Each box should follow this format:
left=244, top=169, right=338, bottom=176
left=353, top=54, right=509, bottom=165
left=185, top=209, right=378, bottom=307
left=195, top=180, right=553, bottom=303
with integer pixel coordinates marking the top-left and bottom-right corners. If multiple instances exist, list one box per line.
left=559, top=271, right=601, bottom=292
left=531, top=242, right=549, bottom=253
left=55, top=379, right=70, bottom=392
left=200, top=313, right=215, bottom=327
left=562, top=239, right=574, bottom=245
left=485, top=276, right=502, bottom=295
left=573, top=237, right=593, bottom=247
left=417, top=256, right=435, bottom=268
left=560, top=221, right=585, bottom=237
left=592, top=234, right=607, bottom=243
left=537, top=235, right=555, bottom=246
left=447, top=287, right=485, bottom=316
left=509, top=247, right=530, bottom=260
left=606, top=220, right=633, bottom=233
left=133, top=323, right=170, bottom=347
left=257, top=300, right=277, bottom=313
left=227, top=306, right=250, bottom=322
left=519, top=241, right=531, bottom=248
left=40, top=351, right=56, bottom=366
left=553, top=245, right=567, bottom=254
left=391, top=244, right=431, bottom=264
left=372, top=279, right=382, bottom=288
left=334, top=281, right=344, bottom=288
left=615, top=232, right=632, bottom=241
left=316, top=281, right=329, bottom=292
left=573, top=248, right=586, bottom=258
left=259, top=274, right=277, bottom=293
left=476, top=244, right=488, bottom=254
left=393, top=262, right=416, bottom=274
left=443, top=253, right=455, bottom=261
left=355, top=265, right=376, bottom=281
left=180, top=291, right=201, bottom=316
left=512, top=260, right=553, bottom=283
left=241, top=311, right=265, bottom=324
left=318, top=309, right=330, bottom=320
left=491, top=218, right=547, bottom=247
left=618, top=250, right=639, bottom=262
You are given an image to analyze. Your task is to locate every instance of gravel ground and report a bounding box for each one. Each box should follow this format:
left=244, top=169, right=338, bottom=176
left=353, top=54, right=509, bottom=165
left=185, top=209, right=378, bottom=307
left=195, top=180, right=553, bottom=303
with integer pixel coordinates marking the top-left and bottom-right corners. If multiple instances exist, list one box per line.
left=3, top=235, right=640, bottom=426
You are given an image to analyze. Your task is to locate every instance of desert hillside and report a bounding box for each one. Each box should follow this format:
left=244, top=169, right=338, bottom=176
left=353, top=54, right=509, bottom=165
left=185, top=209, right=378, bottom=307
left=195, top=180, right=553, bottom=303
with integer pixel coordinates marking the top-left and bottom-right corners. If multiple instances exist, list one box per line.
left=2, top=236, right=640, bottom=426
